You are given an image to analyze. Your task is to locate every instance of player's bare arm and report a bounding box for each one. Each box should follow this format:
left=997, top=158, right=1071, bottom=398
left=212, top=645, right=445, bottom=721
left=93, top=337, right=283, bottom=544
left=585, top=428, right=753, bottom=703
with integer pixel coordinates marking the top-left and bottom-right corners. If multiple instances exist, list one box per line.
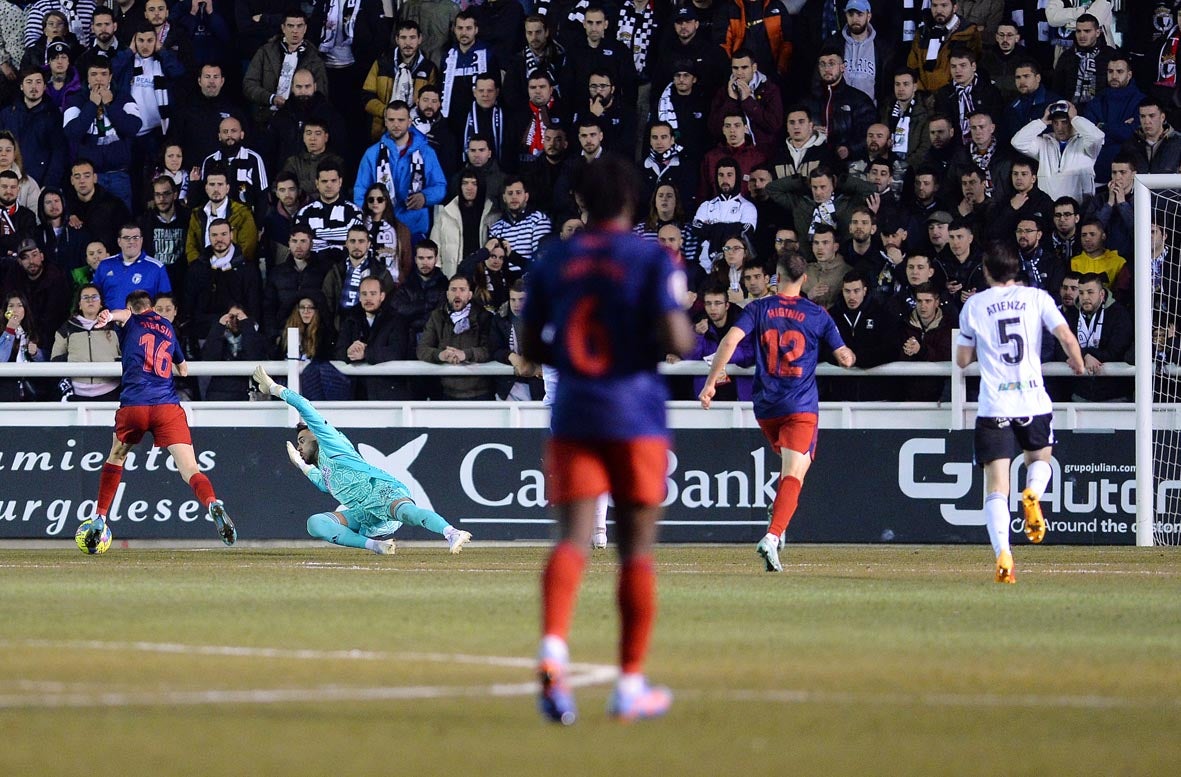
left=1052, top=323, right=1086, bottom=375
left=955, top=344, right=976, bottom=369
left=700, top=327, right=747, bottom=409
left=834, top=345, right=856, bottom=369
left=95, top=308, right=132, bottom=327
left=659, top=310, right=695, bottom=362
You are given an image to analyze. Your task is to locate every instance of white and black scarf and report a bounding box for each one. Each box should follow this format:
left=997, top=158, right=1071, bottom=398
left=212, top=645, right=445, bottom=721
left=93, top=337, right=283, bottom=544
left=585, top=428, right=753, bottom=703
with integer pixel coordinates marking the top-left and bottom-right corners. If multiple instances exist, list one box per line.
left=392, top=52, right=424, bottom=105
left=132, top=55, right=171, bottom=133
left=1073, top=46, right=1099, bottom=104
left=464, top=104, right=503, bottom=159
left=317, top=0, right=360, bottom=50
left=450, top=303, right=472, bottom=334
left=890, top=99, right=914, bottom=155
left=441, top=46, right=488, bottom=119
left=1078, top=307, right=1104, bottom=348
left=1010, top=0, right=1051, bottom=45
left=397, top=143, right=426, bottom=196
left=900, top=0, right=926, bottom=42
left=341, top=254, right=373, bottom=309
left=615, top=1, right=655, bottom=79
left=921, top=13, right=961, bottom=70
left=810, top=198, right=836, bottom=235
left=954, top=75, right=977, bottom=140
left=375, top=143, right=396, bottom=195
left=566, top=0, right=592, bottom=26
left=275, top=42, right=306, bottom=107
left=409, top=107, right=434, bottom=137
left=643, top=145, right=682, bottom=180
left=656, top=83, right=678, bottom=131
left=970, top=138, right=997, bottom=194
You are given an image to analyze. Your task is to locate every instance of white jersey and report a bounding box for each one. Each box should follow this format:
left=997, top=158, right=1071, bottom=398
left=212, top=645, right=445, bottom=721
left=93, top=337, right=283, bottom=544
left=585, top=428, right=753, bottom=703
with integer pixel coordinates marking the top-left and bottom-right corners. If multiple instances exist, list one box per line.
left=957, top=284, right=1067, bottom=418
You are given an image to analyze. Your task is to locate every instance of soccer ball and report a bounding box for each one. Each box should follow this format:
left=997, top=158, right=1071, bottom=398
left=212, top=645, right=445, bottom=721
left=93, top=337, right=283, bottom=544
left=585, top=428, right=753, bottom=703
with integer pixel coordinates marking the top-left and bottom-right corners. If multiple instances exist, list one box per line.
left=75, top=520, right=113, bottom=555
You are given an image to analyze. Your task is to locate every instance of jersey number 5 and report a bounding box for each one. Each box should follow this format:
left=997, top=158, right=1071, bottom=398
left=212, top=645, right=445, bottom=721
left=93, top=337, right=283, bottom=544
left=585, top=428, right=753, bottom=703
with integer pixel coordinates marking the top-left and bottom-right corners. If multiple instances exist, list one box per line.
left=762, top=329, right=805, bottom=378
left=996, top=317, right=1025, bottom=365
left=567, top=297, right=611, bottom=377
left=138, top=333, right=174, bottom=378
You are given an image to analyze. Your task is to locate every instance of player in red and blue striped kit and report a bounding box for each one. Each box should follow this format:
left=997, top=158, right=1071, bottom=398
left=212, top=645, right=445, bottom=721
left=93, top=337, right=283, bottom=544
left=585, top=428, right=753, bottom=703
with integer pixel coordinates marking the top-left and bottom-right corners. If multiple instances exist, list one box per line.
left=523, top=155, right=694, bottom=724
left=701, top=253, right=856, bottom=572
left=81, top=290, right=236, bottom=550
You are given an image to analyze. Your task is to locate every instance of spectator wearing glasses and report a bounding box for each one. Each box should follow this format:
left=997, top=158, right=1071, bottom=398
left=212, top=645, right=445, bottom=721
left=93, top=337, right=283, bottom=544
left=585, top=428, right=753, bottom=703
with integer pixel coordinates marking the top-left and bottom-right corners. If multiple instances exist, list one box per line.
left=92, top=224, right=167, bottom=319
left=361, top=183, right=413, bottom=288
left=51, top=282, right=121, bottom=401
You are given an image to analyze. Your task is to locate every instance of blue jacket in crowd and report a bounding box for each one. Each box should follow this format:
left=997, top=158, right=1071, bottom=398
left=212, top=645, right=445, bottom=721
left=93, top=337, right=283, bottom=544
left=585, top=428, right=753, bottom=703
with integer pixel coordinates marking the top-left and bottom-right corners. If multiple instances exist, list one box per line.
left=354, top=127, right=446, bottom=239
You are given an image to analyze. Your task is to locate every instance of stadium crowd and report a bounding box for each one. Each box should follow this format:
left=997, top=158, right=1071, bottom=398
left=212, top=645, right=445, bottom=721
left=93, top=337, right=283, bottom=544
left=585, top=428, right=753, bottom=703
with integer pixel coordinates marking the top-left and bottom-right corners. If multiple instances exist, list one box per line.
left=0, top=0, right=1164, bottom=403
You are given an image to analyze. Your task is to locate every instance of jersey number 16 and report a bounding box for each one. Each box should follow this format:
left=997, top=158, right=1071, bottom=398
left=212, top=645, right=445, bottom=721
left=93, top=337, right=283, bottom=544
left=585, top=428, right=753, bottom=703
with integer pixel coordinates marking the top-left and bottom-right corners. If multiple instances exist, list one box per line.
left=139, top=333, right=175, bottom=378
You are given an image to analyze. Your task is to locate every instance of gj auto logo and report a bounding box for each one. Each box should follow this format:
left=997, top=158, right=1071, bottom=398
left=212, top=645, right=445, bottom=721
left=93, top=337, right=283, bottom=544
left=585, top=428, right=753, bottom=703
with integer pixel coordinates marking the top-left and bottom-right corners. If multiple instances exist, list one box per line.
left=896, top=437, right=1138, bottom=530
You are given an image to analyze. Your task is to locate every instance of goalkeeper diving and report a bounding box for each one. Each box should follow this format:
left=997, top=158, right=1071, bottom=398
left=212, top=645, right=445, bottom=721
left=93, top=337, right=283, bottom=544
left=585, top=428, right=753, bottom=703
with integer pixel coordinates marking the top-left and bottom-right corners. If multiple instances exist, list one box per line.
left=252, top=366, right=472, bottom=555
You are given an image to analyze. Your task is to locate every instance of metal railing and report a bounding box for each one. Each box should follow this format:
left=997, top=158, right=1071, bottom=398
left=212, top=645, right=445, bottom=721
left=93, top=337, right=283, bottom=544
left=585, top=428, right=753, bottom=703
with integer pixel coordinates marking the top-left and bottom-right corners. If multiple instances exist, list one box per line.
left=1, top=328, right=1138, bottom=431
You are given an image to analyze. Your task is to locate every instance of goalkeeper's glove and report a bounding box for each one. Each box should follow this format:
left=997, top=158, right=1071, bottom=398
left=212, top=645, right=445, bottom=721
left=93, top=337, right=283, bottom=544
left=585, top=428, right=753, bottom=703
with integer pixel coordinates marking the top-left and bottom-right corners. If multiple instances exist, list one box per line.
left=252, top=365, right=284, bottom=397
left=286, top=441, right=312, bottom=475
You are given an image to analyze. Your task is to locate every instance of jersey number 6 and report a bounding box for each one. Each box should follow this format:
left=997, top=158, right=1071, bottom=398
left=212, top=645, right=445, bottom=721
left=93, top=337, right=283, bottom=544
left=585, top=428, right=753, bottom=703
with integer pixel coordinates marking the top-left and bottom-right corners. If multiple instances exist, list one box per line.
left=138, top=333, right=175, bottom=378
left=762, top=329, right=805, bottom=378
left=567, top=297, right=612, bottom=377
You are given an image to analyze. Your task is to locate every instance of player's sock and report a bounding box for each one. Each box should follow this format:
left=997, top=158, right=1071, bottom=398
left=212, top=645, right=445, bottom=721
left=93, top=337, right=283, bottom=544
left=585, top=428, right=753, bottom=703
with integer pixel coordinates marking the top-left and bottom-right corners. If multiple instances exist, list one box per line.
left=616, top=672, right=646, bottom=698
left=593, top=494, right=608, bottom=536
left=985, top=492, right=1010, bottom=556
left=393, top=502, right=452, bottom=536
left=618, top=554, right=656, bottom=675
left=538, top=634, right=569, bottom=665
left=1025, top=460, right=1052, bottom=499
left=542, top=541, right=587, bottom=641
left=188, top=472, right=216, bottom=507
left=306, top=512, right=369, bottom=549
left=95, top=462, right=123, bottom=518
left=768, top=475, right=802, bottom=538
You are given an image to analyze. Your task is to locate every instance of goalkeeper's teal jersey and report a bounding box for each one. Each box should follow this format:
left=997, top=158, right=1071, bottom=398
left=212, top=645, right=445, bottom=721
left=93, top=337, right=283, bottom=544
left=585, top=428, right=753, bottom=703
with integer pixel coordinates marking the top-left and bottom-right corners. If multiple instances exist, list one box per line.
left=282, top=388, right=412, bottom=533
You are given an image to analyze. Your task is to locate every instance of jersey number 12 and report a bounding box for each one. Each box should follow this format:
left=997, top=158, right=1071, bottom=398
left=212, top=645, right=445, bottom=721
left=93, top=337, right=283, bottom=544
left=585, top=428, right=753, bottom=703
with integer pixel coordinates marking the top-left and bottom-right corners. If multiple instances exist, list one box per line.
left=762, top=329, right=805, bottom=378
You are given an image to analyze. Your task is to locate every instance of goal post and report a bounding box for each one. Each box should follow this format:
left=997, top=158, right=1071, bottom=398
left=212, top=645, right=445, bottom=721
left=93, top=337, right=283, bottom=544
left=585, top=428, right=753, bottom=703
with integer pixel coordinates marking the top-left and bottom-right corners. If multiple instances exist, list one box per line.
left=1133, top=174, right=1181, bottom=547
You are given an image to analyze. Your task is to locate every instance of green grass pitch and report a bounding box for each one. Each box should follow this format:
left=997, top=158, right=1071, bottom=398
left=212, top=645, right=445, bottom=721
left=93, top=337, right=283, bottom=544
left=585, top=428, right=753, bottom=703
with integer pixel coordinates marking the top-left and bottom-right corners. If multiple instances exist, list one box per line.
left=2, top=545, right=1179, bottom=776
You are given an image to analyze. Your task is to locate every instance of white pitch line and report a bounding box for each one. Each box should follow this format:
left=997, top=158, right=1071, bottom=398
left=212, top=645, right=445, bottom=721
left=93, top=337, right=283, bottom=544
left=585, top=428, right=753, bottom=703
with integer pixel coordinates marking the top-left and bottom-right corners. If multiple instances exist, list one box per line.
left=681, top=687, right=1181, bottom=711
left=0, top=640, right=616, bottom=710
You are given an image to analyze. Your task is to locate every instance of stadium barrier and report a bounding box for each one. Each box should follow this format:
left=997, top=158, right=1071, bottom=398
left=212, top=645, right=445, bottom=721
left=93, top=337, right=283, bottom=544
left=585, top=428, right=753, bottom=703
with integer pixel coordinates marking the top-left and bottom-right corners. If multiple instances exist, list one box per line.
left=0, top=332, right=1146, bottom=545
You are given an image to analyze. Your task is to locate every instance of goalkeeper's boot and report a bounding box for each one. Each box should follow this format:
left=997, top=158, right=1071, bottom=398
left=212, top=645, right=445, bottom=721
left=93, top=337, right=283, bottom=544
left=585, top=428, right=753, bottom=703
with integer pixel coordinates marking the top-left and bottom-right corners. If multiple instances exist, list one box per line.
left=756, top=534, right=783, bottom=573
left=82, top=516, right=106, bottom=550
left=1022, top=489, right=1047, bottom=544
left=208, top=500, right=236, bottom=546
left=995, top=549, right=1016, bottom=585
left=608, top=679, right=672, bottom=722
left=372, top=538, right=396, bottom=555
left=447, top=529, right=472, bottom=554
left=538, top=660, right=577, bottom=725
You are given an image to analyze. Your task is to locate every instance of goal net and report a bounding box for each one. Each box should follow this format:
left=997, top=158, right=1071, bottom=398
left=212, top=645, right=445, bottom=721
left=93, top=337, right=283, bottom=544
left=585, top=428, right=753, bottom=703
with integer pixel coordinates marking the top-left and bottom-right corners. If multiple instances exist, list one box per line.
left=1134, top=175, right=1181, bottom=547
